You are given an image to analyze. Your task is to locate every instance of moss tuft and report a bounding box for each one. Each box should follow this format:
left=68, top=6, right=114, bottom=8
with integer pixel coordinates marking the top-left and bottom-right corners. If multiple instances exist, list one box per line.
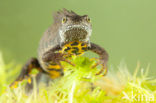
left=0, top=55, right=155, bottom=103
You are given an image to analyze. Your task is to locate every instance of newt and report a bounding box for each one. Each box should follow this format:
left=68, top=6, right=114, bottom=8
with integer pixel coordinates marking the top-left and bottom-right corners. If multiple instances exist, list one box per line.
left=10, top=9, right=109, bottom=91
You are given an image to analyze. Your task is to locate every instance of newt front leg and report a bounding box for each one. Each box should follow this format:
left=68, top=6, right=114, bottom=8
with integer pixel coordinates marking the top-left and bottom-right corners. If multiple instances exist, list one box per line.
left=42, top=44, right=75, bottom=67
left=89, top=42, right=109, bottom=76
left=42, top=44, right=75, bottom=78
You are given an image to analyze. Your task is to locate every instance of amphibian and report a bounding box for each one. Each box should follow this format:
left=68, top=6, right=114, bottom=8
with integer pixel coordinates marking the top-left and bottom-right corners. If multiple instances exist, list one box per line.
left=10, top=9, right=109, bottom=91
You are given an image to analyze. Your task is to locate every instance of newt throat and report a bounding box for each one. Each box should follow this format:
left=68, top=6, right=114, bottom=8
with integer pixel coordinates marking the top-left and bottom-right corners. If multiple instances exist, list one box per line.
left=59, top=25, right=91, bottom=43
left=64, top=27, right=88, bottom=42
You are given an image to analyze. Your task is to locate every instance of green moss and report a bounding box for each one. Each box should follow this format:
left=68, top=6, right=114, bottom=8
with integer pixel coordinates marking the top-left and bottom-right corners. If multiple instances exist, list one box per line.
left=0, top=55, right=155, bottom=103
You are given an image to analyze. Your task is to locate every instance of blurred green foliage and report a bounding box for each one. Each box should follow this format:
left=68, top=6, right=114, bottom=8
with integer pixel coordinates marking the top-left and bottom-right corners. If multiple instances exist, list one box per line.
left=0, top=0, right=156, bottom=75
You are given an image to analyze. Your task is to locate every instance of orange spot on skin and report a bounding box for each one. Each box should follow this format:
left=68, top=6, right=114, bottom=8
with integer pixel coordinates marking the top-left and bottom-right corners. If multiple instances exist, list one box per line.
left=49, top=71, right=61, bottom=79
left=48, top=65, right=61, bottom=69
left=10, top=81, right=18, bottom=89
left=27, top=78, right=31, bottom=84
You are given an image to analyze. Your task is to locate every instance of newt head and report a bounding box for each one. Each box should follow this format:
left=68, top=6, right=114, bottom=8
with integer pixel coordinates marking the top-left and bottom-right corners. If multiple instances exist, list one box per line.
left=53, top=8, right=92, bottom=44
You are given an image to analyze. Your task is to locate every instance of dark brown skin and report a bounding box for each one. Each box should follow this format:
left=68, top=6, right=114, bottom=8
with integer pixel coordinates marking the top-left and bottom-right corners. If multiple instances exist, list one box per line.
left=10, top=9, right=109, bottom=92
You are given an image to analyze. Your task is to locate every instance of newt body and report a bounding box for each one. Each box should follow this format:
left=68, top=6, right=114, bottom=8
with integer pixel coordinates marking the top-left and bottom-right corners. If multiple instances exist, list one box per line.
left=10, top=9, right=109, bottom=91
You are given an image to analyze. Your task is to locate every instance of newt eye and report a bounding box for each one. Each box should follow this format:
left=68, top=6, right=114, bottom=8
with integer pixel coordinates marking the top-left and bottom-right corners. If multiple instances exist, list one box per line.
left=86, top=17, right=91, bottom=23
left=62, top=17, right=67, bottom=24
